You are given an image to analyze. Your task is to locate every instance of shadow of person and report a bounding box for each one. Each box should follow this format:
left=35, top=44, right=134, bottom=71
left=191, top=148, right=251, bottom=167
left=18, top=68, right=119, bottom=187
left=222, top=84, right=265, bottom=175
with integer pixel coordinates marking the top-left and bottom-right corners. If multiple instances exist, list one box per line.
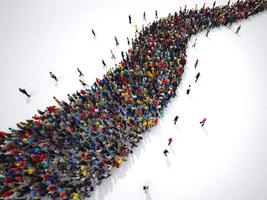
left=202, top=127, right=208, bottom=136
left=26, top=97, right=31, bottom=104
left=54, top=80, right=59, bottom=87
left=169, top=145, right=176, bottom=157
left=166, top=157, right=172, bottom=169
left=145, top=190, right=152, bottom=200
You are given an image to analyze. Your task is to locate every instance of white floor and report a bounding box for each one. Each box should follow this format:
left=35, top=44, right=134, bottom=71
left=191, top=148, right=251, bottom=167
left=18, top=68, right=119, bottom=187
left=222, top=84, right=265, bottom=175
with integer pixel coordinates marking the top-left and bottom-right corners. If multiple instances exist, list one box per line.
left=0, top=0, right=267, bottom=199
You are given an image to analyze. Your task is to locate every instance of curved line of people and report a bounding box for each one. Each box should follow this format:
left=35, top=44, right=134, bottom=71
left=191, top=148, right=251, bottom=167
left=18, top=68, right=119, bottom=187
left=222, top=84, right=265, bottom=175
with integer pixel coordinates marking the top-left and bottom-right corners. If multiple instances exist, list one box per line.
left=0, top=0, right=266, bottom=199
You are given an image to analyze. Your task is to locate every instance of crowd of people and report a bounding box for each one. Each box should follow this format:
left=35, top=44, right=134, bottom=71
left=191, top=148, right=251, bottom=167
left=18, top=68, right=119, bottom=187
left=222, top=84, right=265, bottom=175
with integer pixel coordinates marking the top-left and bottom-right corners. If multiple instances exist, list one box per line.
left=1, top=0, right=266, bottom=199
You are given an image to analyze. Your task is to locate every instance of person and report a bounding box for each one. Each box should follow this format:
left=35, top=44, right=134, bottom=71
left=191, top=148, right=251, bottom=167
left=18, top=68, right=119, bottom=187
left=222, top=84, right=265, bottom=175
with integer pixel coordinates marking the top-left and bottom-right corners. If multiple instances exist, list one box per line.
left=186, top=85, right=191, bottom=95
left=200, top=118, right=207, bottom=127
left=121, top=51, right=125, bottom=60
left=19, top=88, right=31, bottom=97
left=227, top=0, right=231, bottom=6
left=155, top=10, right=158, bottom=19
left=143, top=186, right=149, bottom=193
left=206, top=28, right=211, bottom=37
left=79, top=79, right=88, bottom=87
left=194, top=59, right=199, bottom=68
left=173, top=115, right=179, bottom=125
left=135, top=25, right=138, bottom=33
left=129, top=15, right=132, bottom=24
left=102, top=59, right=106, bottom=68
left=143, top=11, right=146, bottom=21
left=49, top=72, right=58, bottom=81
left=195, top=72, right=200, bottom=82
left=192, top=38, right=197, bottom=48
left=163, top=149, right=169, bottom=157
left=235, top=25, right=241, bottom=34
left=53, top=96, right=61, bottom=104
left=114, top=36, right=119, bottom=46
left=168, top=138, right=173, bottom=145
left=213, top=1, right=216, bottom=9
left=77, top=67, right=84, bottom=77
left=111, top=50, right=116, bottom=59
left=127, top=37, right=130, bottom=46
left=91, top=29, right=96, bottom=37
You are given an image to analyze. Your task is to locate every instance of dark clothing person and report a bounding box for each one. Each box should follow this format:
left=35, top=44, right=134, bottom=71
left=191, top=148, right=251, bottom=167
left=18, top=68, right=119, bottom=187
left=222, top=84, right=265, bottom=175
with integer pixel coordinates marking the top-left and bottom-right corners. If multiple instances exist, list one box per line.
left=163, top=149, right=169, bottom=157
left=143, top=12, right=146, bottom=21
left=129, top=15, right=132, bottom=24
left=192, top=39, right=197, bottom=48
left=173, top=115, right=179, bottom=125
left=102, top=59, right=106, bottom=68
left=235, top=25, right=241, bottom=34
left=155, top=10, right=158, bottom=18
left=77, top=67, right=84, bottom=77
left=186, top=85, right=191, bottom=95
left=206, top=29, right=211, bottom=37
left=91, top=29, right=96, bottom=37
left=79, top=79, right=87, bottom=87
left=127, top=37, right=130, bottom=46
left=143, top=186, right=149, bottom=193
left=49, top=72, right=58, bottom=81
left=19, top=88, right=30, bottom=97
left=195, top=72, right=200, bottom=82
left=213, top=1, right=216, bottom=9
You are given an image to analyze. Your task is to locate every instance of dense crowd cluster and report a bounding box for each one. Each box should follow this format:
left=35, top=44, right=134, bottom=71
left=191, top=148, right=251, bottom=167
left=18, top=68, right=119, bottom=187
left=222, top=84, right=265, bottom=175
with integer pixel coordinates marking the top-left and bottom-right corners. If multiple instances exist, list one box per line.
left=1, top=0, right=266, bottom=199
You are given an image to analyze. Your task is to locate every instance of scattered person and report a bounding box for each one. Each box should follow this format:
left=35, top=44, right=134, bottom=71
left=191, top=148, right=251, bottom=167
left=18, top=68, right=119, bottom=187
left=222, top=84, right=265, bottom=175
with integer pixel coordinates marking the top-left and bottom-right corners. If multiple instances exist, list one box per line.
left=91, top=29, right=96, bottom=37
left=213, top=1, right=216, bottom=9
left=192, top=38, right=197, bottom=47
left=235, top=25, right=241, bottom=34
left=19, top=88, right=31, bottom=97
left=135, top=25, right=138, bottom=33
left=168, top=138, right=173, bottom=145
left=194, top=59, right=199, bottom=68
left=143, top=186, right=149, bottom=193
left=173, top=115, right=179, bottom=125
left=206, top=28, right=211, bottom=37
left=186, top=85, right=191, bottom=95
left=143, top=11, right=146, bottom=21
left=102, top=59, right=106, bottom=68
left=114, top=36, right=119, bottom=46
left=195, top=72, right=200, bottom=82
left=200, top=118, right=207, bottom=127
left=79, top=79, right=88, bottom=87
left=49, top=72, right=58, bottom=81
left=77, top=67, right=84, bottom=77
left=155, top=10, right=158, bottom=18
left=111, top=50, right=116, bottom=59
left=163, top=149, right=169, bottom=157
left=129, top=15, right=132, bottom=24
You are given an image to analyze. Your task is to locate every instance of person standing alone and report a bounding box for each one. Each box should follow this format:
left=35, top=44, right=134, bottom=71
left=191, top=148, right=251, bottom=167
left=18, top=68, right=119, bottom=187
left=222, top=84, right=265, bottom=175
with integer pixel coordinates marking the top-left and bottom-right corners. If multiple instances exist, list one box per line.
left=49, top=72, right=58, bottom=81
left=173, top=115, right=179, bottom=125
left=19, top=88, right=31, bottom=97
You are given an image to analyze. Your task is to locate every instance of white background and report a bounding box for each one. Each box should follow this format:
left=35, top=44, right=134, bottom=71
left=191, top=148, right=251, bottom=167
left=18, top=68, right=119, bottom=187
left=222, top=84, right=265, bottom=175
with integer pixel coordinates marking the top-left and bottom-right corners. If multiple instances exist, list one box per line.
left=0, top=0, right=267, bottom=199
